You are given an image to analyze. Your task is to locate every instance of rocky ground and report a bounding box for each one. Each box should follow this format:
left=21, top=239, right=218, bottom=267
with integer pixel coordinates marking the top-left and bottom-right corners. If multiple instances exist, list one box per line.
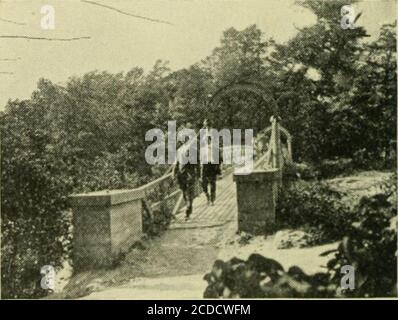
left=328, top=170, right=392, bottom=206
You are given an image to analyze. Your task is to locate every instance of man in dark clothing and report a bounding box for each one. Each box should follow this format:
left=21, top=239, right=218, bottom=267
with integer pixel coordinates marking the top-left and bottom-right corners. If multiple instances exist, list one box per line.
left=202, top=163, right=220, bottom=206
left=201, top=134, right=221, bottom=206
left=173, top=149, right=200, bottom=219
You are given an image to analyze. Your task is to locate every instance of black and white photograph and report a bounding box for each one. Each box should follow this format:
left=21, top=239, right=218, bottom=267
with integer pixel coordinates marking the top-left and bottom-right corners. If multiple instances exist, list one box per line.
left=0, top=0, right=397, bottom=301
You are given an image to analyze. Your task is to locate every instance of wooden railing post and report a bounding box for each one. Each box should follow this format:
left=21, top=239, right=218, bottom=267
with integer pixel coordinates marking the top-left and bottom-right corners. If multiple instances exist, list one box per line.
left=271, top=117, right=281, bottom=169
left=269, top=116, right=282, bottom=201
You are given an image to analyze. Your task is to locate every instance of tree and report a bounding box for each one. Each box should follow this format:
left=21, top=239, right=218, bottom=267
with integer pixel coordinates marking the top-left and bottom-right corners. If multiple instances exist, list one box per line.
left=332, top=22, right=397, bottom=166
left=1, top=99, right=72, bottom=298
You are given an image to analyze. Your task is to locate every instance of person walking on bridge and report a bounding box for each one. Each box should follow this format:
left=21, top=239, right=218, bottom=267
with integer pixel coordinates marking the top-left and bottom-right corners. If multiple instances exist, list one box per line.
left=173, top=146, right=200, bottom=219
left=201, top=120, right=222, bottom=206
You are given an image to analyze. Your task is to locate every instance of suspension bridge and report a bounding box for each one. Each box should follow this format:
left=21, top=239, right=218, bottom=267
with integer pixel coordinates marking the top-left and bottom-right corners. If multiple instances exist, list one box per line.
left=69, top=81, right=293, bottom=270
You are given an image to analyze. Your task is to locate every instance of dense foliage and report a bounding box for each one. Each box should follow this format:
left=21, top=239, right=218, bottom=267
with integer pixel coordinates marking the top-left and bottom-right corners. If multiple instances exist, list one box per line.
left=327, top=175, right=397, bottom=297
left=204, top=254, right=336, bottom=298
left=276, top=181, right=353, bottom=244
left=1, top=0, right=396, bottom=298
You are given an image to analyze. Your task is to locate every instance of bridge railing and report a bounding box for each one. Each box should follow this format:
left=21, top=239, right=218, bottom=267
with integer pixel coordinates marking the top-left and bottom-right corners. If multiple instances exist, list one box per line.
left=138, top=172, right=180, bottom=227
left=140, top=137, right=262, bottom=227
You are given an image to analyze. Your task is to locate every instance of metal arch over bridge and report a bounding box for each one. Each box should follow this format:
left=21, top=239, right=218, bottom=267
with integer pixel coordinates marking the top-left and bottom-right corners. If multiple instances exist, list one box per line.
left=206, top=80, right=291, bottom=169
left=206, top=80, right=279, bottom=116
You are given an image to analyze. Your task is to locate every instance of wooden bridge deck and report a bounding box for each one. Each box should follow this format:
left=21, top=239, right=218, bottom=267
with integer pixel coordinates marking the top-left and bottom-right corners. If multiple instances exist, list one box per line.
left=169, top=171, right=237, bottom=229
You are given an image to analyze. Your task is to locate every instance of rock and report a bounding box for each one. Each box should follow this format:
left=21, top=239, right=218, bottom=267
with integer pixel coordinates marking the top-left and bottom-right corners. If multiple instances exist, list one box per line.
left=273, top=230, right=311, bottom=249
left=131, top=240, right=147, bottom=250
left=237, top=232, right=253, bottom=245
left=388, top=215, right=397, bottom=232
left=85, top=278, right=105, bottom=293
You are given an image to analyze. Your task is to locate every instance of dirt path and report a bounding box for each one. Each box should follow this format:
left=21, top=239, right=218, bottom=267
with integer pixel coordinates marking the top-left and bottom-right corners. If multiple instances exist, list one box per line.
left=56, top=210, right=239, bottom=299
left=79, top=221, right=239, bottom=299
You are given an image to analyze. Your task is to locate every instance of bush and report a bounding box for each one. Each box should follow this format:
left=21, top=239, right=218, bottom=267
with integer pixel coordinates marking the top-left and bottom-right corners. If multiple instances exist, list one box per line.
left=142, top=201, right=173, bottom=237
left=1, top=134, right=73, bottom=298
left=276, top=181, right=353, bottom=244
left=203, top=254, right=336, bottom=298
left=326, top=178, right=397, bottom=297
left=315, top=158, right=354, bottom=179
left=282, top=162, right=317, bottom=181
left=75, top=147, right=141, bottom=193
left=352, top=148, right=397, bottom=171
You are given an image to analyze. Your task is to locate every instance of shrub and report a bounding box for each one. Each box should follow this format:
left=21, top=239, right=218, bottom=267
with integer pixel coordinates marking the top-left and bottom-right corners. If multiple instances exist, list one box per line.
left=276, top=181, right=353, bottom=244
left=282, top=162, right=317, bottom=181
left=1, top=136, right=73, bottom=298
left=142, top=201, right=173, bottom=237
left=75, top=148, right=141, bottom=193
left=326, top=178, right=397, bottom=297
left=352, top=148, right=397, bottom=171
left=203, top=254, right=336, bottom=298
left=315, top=158, right=354, bottom=179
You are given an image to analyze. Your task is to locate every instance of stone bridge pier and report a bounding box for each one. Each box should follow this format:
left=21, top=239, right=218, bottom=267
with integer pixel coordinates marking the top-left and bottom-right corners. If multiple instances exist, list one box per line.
left=233, top=169, right=280, bottom=235
left=69, top=189, right=144, bottom=270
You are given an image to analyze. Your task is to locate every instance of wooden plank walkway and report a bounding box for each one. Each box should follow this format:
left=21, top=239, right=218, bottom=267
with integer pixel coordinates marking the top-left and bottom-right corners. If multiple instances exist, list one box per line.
left=169, top=171, right=237, bottom=229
